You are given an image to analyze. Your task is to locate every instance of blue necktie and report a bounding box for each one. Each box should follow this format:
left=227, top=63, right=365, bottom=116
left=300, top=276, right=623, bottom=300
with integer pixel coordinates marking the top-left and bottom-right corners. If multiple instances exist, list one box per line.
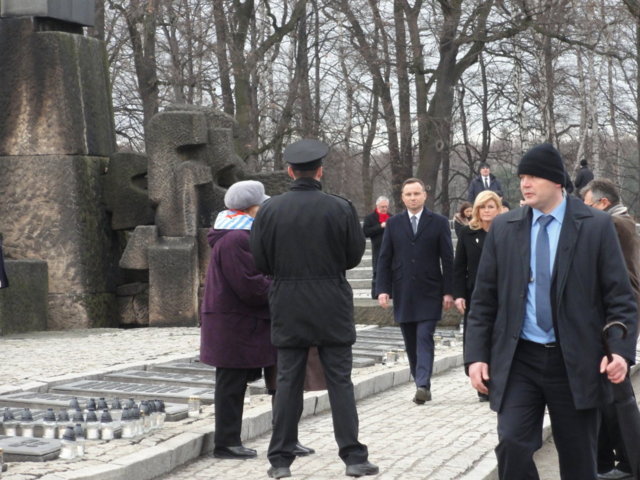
left=411, top=215, right=418, bottom=235
left=536, top=215, right=554, bottom=332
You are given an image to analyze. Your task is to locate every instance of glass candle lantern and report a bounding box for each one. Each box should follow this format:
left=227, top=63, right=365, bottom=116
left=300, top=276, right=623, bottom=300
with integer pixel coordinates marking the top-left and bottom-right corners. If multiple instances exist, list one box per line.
left=110, top=398, right=122, bottom=422
left=74, top=423, right=85, bottom=457
left=85, top=409, right=100, bottom=440
left=2, top=408, right=17, bottom=436
left=19, top=408, right=34, bottom=437
left=154, top=400, right=166, bottom=428
left=59, top=426, right=77, bottom=460
left=100, top=410, right=114, bottom=440
left=120, top=407, right=135, bottom=439
left=42, top=408, right=58, bottom=439
left=188, top=396, right=201, bottom=418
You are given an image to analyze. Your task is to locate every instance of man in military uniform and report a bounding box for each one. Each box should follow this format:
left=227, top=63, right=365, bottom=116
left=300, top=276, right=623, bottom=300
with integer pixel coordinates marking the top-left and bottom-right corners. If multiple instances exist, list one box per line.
left=250, top=139, right=378, bottom=479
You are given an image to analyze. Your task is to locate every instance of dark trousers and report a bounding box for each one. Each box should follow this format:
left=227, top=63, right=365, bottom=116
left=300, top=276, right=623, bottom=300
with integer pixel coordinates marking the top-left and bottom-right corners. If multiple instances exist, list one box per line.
left=268, top=346, right=368, bottom=468
left=399, top=319, right=437, bottom=389
left=214, top=367, right=260, bottom=447
left=597, top=379, right=632, bottom=474
left=496, top=340, right=599, bottom=480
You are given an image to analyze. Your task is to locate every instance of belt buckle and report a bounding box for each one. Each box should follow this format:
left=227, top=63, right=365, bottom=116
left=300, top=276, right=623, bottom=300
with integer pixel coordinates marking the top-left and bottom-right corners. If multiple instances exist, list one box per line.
left=544, top=342, right=557, bottom=348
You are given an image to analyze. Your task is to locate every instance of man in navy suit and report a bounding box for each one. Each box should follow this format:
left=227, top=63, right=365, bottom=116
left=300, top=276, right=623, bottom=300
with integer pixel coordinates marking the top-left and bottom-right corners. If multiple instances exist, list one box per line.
left=376, top=178, right=454, bottom=404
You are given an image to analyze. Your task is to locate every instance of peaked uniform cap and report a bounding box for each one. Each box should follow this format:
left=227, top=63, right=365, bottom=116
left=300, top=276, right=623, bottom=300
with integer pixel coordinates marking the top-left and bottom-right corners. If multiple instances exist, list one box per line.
left=284, top=139, right=329, bottom=170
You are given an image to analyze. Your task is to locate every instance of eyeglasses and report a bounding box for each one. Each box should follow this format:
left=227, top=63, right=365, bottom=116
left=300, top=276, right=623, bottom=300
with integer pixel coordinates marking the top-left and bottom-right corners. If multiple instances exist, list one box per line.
left=584, top=198, right=601, bottom=207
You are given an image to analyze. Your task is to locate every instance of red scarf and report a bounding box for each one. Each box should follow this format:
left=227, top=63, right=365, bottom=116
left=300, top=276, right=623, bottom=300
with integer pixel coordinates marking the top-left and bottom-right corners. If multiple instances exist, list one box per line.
left=376, top=208, right=390, bottom=224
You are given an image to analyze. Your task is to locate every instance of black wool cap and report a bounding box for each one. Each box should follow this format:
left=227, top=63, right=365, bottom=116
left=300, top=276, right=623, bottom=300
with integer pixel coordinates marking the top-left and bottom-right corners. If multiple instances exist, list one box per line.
left=284, top=139, right=329, bottom=171
left=517, top=143, right=566, bottom=186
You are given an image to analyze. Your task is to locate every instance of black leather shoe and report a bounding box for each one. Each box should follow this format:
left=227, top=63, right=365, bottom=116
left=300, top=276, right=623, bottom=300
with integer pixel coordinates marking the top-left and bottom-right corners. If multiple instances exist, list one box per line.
left=267, top=466, right=292, bottom=478
left=292, top=442, right=315, bottom=456
left=413, top=387, right=431, bottom=404
left=213, top=445, right=257, bottom=459
left=346, top=461, right=379, bottom=477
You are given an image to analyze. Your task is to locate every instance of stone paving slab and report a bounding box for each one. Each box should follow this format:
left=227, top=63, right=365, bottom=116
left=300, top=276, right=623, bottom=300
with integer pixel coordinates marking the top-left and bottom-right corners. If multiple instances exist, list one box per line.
left=155, top=364, right=493, bottom=480
left=51, top=380, right=215, bottom=405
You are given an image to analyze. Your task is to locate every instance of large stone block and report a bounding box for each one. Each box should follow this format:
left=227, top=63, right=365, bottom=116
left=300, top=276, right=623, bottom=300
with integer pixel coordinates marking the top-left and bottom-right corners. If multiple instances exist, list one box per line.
left=103, top=152, right=154, bottom=230
left=120, top=226, right=158, bottom=270
left=0, top=155, right=118, bottom=328
left=148, top=237, right=198, bottom=327
left=0, top=17, right=115, bottom=156
left=1, top=0, right=95, bottom=27
left=0, top=259, right=48, bottom=335
left=47, top=292, right=117, bottom=329
left=0, top=155, right=117, bottom=292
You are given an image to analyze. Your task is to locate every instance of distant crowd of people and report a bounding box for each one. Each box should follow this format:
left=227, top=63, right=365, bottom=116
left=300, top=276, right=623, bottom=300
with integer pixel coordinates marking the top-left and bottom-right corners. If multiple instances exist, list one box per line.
left=200, top=140, right=639, bottom=480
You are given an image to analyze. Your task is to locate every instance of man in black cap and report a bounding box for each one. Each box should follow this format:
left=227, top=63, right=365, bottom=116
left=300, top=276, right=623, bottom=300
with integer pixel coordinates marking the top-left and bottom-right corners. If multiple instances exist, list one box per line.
left=464, top=143, right=637, bottom=480
left=467, top=162, right=503, bottom=202
left=250, top=139, right=378, bottom=479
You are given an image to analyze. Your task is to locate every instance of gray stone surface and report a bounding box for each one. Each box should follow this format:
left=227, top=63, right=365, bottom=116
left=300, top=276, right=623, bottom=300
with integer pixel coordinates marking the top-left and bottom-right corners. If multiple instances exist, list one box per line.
left=51, top=380, right=215, bottom=404
left=0, top=436, right=61, bottom=462
left=119, top=226, right=158, bottom=270
left=103, top=152, right=154, bottom=231
left=0, top=155, right=118, bottom=329
left=148, top=237, right=198, bottom=327
left=0, top=18, right=115, bottom=156
left=0, top=15, right=118, bottom=329
left=0, top=259, right=48, bottom=335
left=103, top=370, right=214, bottom=389
left=116, top=282, right=149, bottom=326
left=0, top=325, right=531, bottom=480
left=1, top=0, right=95, bottom=26
left=146, top=110, right=213, bottom=237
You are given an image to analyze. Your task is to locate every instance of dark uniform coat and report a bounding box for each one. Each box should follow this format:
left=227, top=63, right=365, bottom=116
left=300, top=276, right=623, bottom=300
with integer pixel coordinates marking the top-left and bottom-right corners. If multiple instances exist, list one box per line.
left=249, top=177, right=365, bottom=348
left=465, top=197, right=638, bottom=412
left=375, top=209, right=454, bottom=322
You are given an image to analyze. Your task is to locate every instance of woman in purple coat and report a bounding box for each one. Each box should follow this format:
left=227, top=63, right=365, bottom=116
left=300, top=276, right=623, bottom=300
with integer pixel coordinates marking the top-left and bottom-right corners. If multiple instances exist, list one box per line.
left=200, top=180, right=275, bottom=459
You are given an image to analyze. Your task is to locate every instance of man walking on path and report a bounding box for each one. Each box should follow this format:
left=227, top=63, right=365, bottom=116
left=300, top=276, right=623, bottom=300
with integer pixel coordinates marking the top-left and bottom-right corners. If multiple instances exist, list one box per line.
left=250, top=139, right=378, bottom=479
left=465, top=143, right=637, bottom=480
left=376, top=178, right=454, bottom=405
left=467, top=162, right=504, bottom=202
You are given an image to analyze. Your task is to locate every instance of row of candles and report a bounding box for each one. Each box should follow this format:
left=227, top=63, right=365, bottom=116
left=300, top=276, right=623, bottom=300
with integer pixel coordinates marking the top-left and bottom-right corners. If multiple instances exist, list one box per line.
left=1, top=397, right=170, bottom=461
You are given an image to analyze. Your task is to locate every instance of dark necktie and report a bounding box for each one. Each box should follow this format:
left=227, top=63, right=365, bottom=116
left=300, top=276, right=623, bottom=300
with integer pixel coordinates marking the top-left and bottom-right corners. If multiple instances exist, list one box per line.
left=484, top=177, right=489, bottom=189
left=536, top=215, right=554, bottom=332
left=411, top=215, right=418, bottom=235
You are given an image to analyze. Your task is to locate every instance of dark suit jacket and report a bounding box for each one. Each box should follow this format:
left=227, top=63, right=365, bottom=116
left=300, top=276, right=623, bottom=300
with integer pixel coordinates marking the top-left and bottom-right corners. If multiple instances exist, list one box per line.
left=362, top=210, right=390, bottom=262
left=453, top=226, right=487, bottom=301
left=465, top=197, right=638, bottom=412
left=376, top=209, right=453, bottom=323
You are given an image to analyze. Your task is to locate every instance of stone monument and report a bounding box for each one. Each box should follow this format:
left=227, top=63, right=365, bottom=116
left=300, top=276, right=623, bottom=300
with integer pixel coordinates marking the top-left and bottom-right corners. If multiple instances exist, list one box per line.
left=0, top=1, right=118, bottom=329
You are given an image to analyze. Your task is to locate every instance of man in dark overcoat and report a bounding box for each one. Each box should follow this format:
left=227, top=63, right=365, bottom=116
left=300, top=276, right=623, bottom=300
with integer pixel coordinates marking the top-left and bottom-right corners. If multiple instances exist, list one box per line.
left=376, top=178, right=454, bottom=404
left=465, top=143, right=638, bottom=480
left=467, top=162, right=504, bottom=202
left=362, top=196, right=391, bottom=299
left=582, top=178, right=640, bottom=479
left=250, top=139, right=378, bottom=479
